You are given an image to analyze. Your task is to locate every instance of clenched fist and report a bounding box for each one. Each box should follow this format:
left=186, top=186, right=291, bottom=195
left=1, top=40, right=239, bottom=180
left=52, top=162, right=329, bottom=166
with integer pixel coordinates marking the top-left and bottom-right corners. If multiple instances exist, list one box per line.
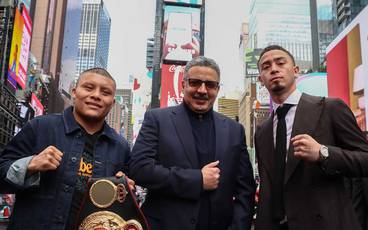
left=27, top=146, right=64, bottom=173
left=201, top=160, right=220, bottom=190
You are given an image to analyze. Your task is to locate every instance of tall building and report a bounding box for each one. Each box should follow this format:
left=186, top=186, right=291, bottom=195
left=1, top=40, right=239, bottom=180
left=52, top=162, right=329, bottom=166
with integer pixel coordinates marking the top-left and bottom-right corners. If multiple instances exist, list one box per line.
left=315, top=0, right=336, bottom=66
left=106, top=100, right=122, bottom=134
left=218, top=98, right=239, bottom=121
left=30, top=0, right=83, bottom=113
left=76, top=0, right=111, bottom=76
left=249, top=0, right=313, bottom=71
left=336, top=0, right=368, bottom=31
left=116, top=89, right=133, bottom=145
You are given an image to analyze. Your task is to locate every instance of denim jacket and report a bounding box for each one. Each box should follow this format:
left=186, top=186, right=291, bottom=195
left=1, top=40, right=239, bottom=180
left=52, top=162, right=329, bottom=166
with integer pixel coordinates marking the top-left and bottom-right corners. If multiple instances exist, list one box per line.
left=0, top=107, right=130, bottom=229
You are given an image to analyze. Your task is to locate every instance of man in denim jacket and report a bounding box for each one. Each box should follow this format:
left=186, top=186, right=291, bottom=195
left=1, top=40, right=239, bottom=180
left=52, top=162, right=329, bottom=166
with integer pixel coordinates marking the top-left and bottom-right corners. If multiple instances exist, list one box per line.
left=0, top=68, right=133, bottom=229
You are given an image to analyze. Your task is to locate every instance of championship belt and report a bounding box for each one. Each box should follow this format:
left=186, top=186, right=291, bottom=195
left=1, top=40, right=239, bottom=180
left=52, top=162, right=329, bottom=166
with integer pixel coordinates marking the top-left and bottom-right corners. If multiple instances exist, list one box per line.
left=77, top=177, right=149, bottom=230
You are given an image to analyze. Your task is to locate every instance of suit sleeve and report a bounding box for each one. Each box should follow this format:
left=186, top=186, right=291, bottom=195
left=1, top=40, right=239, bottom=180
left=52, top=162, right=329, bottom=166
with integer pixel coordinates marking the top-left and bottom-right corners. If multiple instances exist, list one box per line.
left=129, top=110, right=202, bottom=200
left=322, top=98, right=368, bottom=176
left=230, top=124, right=256, bottom=230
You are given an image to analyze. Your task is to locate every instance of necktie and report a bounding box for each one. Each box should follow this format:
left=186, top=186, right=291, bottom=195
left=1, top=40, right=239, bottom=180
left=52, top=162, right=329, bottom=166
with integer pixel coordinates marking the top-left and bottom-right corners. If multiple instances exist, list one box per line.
left=273, top=104, right=293, bottom=221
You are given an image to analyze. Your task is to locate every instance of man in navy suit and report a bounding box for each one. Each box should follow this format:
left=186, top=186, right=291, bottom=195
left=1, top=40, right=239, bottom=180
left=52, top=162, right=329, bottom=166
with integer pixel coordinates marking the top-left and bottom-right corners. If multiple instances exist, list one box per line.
left=129, top=56, right=256, bottom=230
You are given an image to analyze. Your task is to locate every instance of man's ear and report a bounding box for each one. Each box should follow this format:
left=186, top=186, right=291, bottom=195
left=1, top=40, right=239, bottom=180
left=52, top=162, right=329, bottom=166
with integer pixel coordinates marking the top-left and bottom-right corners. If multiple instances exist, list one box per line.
left=71, top=88, right=76, bottom=101
left=293, top=65, right=300, bottom=75
left=258, top=75, right=264, bottom=86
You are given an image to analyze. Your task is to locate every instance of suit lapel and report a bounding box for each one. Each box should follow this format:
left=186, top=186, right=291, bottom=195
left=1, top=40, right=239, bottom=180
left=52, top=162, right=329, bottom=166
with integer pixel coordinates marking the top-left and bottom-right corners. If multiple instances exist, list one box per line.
left=213, top=113, right=227, bottom=162
left=171, top=104, right=199, bottom=168
left=257, top=115, right=275, bottom=181
left=284, top=94, right=324, bottom=184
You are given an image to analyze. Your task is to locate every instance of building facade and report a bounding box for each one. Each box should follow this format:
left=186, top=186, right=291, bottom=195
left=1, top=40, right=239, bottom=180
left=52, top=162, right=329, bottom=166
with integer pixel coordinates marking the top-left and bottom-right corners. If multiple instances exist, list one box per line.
left=336, top=0, right=368, bottom=31
left=249, top=0, right=313, bottom=71
left=116, top=89, right=133, bottom=146
left=218, top=98, right=239, bottom=121
left=76, top=0, right=111, bottom=76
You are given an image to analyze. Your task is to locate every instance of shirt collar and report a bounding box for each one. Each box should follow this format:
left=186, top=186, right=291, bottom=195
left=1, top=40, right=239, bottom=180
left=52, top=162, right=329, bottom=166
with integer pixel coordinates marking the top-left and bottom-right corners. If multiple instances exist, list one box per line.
left=272, top=89, right=302, bottom=113
left=63, top=106, right=117, bottom=140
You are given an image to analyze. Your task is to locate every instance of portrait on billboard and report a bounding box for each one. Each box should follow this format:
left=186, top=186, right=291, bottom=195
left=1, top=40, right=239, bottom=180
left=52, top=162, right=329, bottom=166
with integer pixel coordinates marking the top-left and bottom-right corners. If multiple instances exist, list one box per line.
left=7, top=8, right=24, bottom=89
left=326, top=6, right=368, bottom=132
left=162, top=6, right=201, bottom=62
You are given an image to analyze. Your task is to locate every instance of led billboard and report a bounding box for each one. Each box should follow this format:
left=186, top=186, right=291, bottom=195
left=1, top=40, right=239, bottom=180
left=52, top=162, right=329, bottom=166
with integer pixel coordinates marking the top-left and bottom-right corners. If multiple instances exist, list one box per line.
left=164, top=0, right=202, bottom=5
left=7, top=8, right=24, bottom=89
left=160, top=64, right=185, bottom=107
left=326, top=5, right=368, bottom=131
left=162, top=5, right=201, bottom=62
left=18, top=6, right=32, bottom=89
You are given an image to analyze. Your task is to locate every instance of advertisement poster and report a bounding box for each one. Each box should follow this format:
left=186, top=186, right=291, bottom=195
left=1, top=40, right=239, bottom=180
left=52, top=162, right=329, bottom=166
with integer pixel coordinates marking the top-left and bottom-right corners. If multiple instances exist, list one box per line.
left=30, top=93, right=44, bottom=117
left=326, top=6, right=368, bottom=131
left=18, top=6, right=32, bottom=89
left=245, top=48, right=262, bottom=77
left=7, top=8, right=24, bottom=89
left=164, top=0, right=202, bottom=5
left=160, top=64, right=185, bottom=108
left=162, top=5, right=201, bottom=62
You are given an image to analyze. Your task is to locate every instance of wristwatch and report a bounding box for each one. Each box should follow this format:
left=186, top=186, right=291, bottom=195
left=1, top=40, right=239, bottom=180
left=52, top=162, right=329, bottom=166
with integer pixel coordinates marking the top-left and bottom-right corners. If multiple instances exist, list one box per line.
left=319, top=145, right=329, bottom=162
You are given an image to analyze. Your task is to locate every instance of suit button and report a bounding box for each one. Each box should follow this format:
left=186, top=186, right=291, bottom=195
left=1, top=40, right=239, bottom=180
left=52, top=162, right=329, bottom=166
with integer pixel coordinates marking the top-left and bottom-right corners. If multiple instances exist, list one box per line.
left=64, top=185, right=70, bottom=192
left=71, top=157, right=77, bottom=163
left=54, top=215, right=63, bottom=223
left=190, top=218, right=196, bottom=224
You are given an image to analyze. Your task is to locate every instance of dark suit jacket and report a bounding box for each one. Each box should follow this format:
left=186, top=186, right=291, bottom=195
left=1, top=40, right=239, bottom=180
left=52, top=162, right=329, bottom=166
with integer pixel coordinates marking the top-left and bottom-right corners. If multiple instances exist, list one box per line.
left=254, top=93, right=368, bottom=230
left=129, top=104, right=256, bottom=230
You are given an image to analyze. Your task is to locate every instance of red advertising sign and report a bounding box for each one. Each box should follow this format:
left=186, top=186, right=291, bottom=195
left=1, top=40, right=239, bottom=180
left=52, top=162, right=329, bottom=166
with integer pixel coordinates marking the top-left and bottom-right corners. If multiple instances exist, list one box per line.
left=326, top=6, right=368, bottom=131
left=18, top=6, right=32, bottom=89
left=160, top=64, right=185, bottom=108
left=30, top=93, right=44, bottom=117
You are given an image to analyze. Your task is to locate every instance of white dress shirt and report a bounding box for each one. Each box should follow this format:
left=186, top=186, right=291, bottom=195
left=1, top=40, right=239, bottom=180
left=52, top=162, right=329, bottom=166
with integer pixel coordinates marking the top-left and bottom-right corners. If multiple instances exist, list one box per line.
left=272, top=89, right=302, bottom=158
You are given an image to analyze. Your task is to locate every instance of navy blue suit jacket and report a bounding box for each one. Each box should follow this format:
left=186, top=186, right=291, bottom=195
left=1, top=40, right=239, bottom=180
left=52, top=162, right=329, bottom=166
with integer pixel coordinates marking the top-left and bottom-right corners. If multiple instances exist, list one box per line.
left=129, top=103, right=255, bottom=230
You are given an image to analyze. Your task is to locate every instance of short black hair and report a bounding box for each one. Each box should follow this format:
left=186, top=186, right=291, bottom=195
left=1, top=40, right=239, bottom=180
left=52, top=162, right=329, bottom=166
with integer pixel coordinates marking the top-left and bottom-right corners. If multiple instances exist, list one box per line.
left=257, top=45, right=296, bottom=70
left=76, top=67, right=116, bottom=88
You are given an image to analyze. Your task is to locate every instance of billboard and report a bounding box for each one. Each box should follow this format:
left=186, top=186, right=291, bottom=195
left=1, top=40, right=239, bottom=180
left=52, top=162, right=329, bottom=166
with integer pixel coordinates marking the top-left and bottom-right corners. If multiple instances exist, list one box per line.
left=164, top=0, right=202, bottom=5
left=18, top=6, right=32, bottom=89
left=245, top=48, right=262, bottom=77
left=326, top=5, right=368, bottom=131
left=162, top=5, right=201, bottom=62
left=7, top=8, right=24, bottom=89
left=30, top=93, right=44, bottom=117
left=160, top=64, right=185, bottom=107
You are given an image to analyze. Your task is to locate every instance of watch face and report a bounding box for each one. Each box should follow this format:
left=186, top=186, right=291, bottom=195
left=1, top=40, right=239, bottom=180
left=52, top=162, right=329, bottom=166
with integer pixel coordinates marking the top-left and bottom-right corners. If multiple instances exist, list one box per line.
left=320, top=145, right=329, bottom=157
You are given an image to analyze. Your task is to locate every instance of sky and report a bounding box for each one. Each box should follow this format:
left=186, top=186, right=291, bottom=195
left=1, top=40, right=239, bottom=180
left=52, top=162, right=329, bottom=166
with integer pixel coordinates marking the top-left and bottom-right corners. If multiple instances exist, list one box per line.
left=104, top=0, right=249, bottom=98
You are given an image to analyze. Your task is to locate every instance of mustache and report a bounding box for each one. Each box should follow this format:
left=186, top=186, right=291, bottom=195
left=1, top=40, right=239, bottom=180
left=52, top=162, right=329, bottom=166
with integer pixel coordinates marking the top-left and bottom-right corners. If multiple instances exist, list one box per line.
left=193, top=94, right=209, bottom=100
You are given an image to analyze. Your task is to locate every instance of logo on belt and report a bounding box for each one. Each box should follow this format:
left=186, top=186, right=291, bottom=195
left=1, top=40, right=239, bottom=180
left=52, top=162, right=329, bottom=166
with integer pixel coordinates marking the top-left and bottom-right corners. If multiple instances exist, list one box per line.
left=78, top=211, right=143, bottom=230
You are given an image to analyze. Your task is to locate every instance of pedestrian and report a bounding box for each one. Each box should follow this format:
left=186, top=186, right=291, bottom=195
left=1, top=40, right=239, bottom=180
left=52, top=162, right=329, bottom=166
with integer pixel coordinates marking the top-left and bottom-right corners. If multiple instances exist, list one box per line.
left=254, top=45, right=368, bottom=230
left=129, top=56, right=256, bottom=230
left=0, top=67, right=134, bottom=229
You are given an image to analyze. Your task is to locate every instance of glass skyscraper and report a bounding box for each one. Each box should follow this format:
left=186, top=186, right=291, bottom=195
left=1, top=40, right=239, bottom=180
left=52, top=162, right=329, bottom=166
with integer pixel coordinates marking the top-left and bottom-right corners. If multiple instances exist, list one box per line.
left=249, top=0, right=313, bottom=70
left=76, top=0, right=111, bottom=75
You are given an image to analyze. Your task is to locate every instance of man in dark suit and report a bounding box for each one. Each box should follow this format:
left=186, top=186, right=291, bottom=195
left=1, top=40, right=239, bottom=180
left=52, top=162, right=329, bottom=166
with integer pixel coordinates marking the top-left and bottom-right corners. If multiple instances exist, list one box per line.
left=129, top=56, right=256, bottom=230
left=254, top=45, right=368, bottom=230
